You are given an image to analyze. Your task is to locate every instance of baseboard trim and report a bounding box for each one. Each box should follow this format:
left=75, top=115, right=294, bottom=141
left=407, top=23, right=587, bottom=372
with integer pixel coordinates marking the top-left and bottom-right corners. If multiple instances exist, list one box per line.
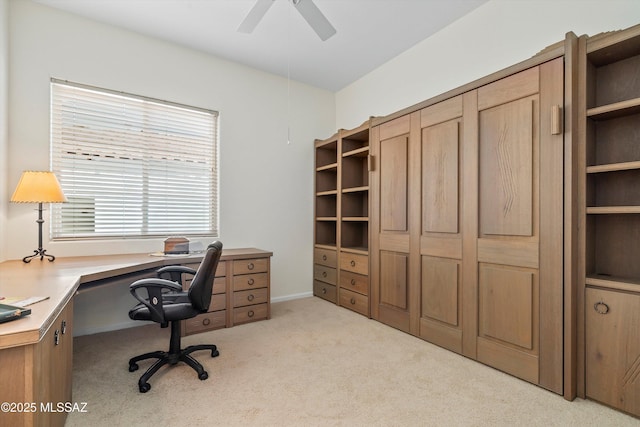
left=271, top=291, right=313, bottom=303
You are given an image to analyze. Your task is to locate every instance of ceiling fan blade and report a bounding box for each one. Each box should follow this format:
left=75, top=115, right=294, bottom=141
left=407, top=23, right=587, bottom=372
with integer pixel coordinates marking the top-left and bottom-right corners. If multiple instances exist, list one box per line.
left=238, top=0, right=275, bottom=33
left=293, top=0, right=336, bottom=41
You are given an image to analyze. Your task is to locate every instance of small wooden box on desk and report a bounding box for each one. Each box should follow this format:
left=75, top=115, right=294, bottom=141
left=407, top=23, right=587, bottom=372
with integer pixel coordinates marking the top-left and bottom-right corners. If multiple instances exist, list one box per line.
left=180, top=248, right=272, bottom=335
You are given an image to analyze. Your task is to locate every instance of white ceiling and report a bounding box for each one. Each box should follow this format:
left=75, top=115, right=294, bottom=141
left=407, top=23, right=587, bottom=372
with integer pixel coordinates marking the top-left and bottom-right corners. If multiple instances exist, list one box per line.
left=34, top=0, right=488, bottom=91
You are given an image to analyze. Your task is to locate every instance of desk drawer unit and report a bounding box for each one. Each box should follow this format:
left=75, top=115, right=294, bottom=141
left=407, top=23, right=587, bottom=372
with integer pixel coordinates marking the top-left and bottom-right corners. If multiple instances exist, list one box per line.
left=340, top=252, right=368, bottom=275
left=183, top=268, right=228, bottom=336
left=231, top=257, right=271, bottom=326
left=181, top=249, right=271, bottom=335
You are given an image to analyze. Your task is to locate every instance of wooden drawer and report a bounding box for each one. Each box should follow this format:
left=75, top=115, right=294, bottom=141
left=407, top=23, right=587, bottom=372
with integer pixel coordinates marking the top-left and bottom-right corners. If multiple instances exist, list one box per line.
left=313, top=264, right=336, bottom=285
left=234, top=303, right=268, bottom=324
left=210, top=293, right=226, bottom=311
left=184, top=260, right=226, bottom=277
left=339, top=270, right=369, bottom=296
left=314, top=248, right=337, bottom=268
left=212, top=276, right=226, bottom=294
left=234, top=288, right=268, bottom=308
left=339, top=288, right=369, bottom=317
left=233, top=272, right=268, bottom=291
left=340, top=252, right=368, bottom=275
left=313, top=280, right=337, bottom=303
left=233, top=258, right=268, bottom=275
left=184, top=310, right=226, bottom=335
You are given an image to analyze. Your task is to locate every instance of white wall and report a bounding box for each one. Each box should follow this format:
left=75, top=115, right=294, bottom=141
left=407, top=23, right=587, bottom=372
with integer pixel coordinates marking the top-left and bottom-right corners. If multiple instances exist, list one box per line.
left=0, top=0, right=8, bottom=262
left=7, top=0, right=335, bottom=310
left=336, top=0, right=640, bottom=129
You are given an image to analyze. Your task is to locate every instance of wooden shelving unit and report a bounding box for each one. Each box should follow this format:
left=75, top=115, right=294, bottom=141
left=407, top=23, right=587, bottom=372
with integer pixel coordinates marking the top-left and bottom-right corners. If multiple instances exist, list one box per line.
left=581, top=24, right=640, bottom=417
left=313, top=121, right=371, bottom=316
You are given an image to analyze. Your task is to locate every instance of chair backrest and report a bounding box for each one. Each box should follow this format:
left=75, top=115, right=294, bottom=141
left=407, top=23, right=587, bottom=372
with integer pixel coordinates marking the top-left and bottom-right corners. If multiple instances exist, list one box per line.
left=188, top=241, right=223, bottom=312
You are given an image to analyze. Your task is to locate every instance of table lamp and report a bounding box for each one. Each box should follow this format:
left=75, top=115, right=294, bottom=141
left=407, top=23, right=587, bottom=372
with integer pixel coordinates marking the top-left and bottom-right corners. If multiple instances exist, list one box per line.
left=11, top=171, right=67, bottom=263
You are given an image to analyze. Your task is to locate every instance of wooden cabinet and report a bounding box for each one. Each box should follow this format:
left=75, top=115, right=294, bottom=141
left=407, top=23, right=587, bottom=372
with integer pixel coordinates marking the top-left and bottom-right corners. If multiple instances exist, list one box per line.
left=0, top=299, right=74, bottom=427
left=580, top=24, right=640, bottom=416
left=180, top=249, right=272, bottom=335
left=231, top=257, right=270, bottom=325
left=314, top=122, right=371, bottom=316
left=370, top=58, right=564, bottom=393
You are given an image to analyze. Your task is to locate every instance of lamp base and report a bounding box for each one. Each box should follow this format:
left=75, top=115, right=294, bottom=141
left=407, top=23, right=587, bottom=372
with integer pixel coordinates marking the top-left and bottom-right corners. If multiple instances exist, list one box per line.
left=23, top=248, right=55, bottom=263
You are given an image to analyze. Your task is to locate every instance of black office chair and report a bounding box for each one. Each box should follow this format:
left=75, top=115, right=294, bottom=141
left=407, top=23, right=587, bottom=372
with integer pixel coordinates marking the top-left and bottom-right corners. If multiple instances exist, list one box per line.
left=127, top=241, right=223, bottom=393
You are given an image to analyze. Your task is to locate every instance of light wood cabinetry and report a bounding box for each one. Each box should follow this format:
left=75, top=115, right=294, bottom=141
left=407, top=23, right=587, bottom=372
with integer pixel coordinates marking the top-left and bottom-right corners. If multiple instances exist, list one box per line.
left=181, top=250, right=272, bottom=335
left=314, top=122, right=371, bottom=316
left=0, top=299, right=74, bottom=427
left=370, top=58, right=564, bottom=393
left=580, top=24, right=640, bottom=416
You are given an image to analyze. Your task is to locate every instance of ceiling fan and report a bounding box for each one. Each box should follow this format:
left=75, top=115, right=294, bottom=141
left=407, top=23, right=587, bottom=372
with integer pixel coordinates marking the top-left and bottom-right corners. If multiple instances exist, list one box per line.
left=238, top=0, right=337, bottom=41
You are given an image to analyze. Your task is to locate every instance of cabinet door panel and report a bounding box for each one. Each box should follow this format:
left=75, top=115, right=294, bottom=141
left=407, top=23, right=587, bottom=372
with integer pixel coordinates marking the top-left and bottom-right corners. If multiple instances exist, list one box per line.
left=586, top=288, right=640, bottom=416
left=422, top=121, right=459, bottom=234
left=380, top=135, right=408, bottom=232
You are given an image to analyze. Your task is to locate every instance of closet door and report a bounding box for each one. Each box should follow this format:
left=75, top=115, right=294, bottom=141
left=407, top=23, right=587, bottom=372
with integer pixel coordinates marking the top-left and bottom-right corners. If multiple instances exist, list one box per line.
left=370, top=113, right=420, bottom=334
left=464, top=58, right=563, bottom=393
left=418, top=95, right=464, bottom=353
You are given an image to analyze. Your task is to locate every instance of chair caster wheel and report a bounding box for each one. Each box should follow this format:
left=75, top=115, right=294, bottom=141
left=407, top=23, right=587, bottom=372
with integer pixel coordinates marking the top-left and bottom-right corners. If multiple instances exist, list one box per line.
left=211, top=349, right=219, bottom=358
left=139, top=382, right=151, bottom=393
left=129, top=363, right=139, bottom=372
left=199, top=371, right=208, bottom=380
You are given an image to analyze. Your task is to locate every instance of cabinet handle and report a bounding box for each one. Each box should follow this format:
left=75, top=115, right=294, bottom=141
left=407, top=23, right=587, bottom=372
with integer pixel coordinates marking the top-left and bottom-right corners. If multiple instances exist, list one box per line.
left=247, top=262, right=254, bottom=271
left=594, top=301, right=609, bottom=315
left=350, top=298, right=356, bottom=305
left=203, top=318, right=211, bottom=326
left=350, top=279, right=356, bottom=286
left=248, top=278, right=255, bottom=286
left=350, top=260, right=356, bottom=267
left=248, top=294, right=255, bottom=302
left=322, top=288, right=327, bottom=294
left=61, top=320, right=67, bottom=335
left=322, top=255, right=327, bottom=261
left=322, top=271, right=327, bottom=278
left=248, top=310, right=255, bottom=318
left=54, top=330, right=60, bottom=346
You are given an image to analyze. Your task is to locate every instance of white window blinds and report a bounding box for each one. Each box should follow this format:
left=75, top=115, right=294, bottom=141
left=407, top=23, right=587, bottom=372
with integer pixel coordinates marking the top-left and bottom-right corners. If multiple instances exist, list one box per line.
left=50, top=80, right=219, bottom=239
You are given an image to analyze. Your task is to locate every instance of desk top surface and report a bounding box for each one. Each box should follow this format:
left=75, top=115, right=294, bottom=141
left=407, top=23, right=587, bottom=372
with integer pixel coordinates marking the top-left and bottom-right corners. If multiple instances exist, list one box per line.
left=0, top=248, right=272, bottom=350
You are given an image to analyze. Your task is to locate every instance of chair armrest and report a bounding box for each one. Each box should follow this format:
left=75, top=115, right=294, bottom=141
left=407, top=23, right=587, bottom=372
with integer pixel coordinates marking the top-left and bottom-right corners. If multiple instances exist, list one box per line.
left=129, top=278, right=184, bottom=324
left=156, top=265, right=197, bottom=282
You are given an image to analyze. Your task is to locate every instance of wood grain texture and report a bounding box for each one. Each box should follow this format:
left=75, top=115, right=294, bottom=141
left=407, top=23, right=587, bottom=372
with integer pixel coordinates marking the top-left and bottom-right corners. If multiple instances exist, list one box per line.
left=380, top=135, right=408, bottom=232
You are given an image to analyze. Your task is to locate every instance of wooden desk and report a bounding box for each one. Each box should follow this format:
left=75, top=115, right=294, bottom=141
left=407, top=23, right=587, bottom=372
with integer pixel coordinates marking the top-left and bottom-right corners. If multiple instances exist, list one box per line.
left=0, top=248, right=272, bottom=427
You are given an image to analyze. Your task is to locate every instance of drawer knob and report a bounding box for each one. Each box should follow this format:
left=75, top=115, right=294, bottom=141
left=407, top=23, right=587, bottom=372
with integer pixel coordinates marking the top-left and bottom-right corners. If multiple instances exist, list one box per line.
left=350, top=260, right=356, bottom=267
left=248, top=310, right=255, bottom=318
left=322, top=287, right=327, bottom=294
left=350, top=298, right=356, bottom=305
left=322, top=255, right=327, bottom=261
left=594, top=301, right=609, bottom=315
left=247, top=262, right=255, bottom=270
left=322, top=271, right=327, bottom=278
left=203, top=318, right=211, bottom=326
left=248, top=294, right=255, bottom=301
left=248, top=278, right=255, bottom=285
left=350, top=279, right=356, bottom=286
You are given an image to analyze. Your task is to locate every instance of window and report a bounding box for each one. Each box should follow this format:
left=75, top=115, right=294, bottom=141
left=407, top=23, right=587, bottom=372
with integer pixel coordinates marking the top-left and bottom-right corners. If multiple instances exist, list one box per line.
left=50, top=79, right=219, bottom=239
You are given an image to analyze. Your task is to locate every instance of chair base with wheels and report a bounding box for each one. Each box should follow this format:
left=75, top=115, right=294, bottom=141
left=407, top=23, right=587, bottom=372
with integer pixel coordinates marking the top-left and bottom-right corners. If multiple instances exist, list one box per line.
left=128, top=319, right=219, bottom=393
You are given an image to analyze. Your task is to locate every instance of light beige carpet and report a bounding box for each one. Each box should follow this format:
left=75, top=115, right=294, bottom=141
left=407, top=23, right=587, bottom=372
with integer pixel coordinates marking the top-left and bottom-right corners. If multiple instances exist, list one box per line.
left=66, top=297, right=637, bottom=426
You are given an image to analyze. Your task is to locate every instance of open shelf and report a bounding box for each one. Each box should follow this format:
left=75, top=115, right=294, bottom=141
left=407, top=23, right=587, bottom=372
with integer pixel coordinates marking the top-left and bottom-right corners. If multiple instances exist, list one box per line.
left=586, top=206, right=640, bottom=214
left=587, top=160, right=640, bottom=174
left=586, top=274, right=640, bottom=293
left=587, top=97, right=640, bottom=120
left=343, top=146, right=369, bottom=158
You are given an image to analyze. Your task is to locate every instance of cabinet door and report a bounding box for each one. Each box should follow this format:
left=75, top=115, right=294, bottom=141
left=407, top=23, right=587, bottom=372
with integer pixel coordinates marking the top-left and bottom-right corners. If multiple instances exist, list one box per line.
left=418, top=95, right=464, bottom=354
left=586, top=288, right=640, bottom=416
left=370, top=113, right=420, bottom=334
left=465, top=58, right=563, bottom=392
